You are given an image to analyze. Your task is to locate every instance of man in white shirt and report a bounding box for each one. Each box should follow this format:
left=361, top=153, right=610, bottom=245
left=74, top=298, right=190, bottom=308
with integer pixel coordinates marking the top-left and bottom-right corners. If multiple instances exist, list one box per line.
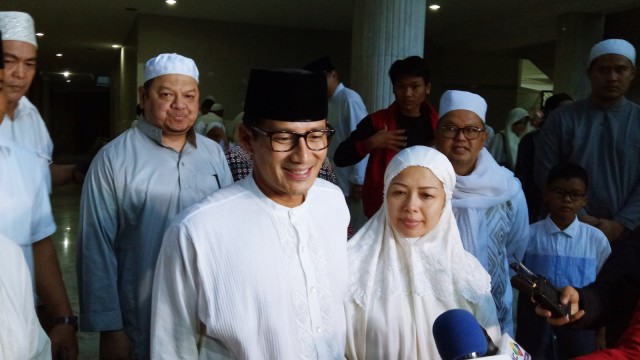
left=0, top=27, right=78, bottom=360
left=0, top=234, right=51, bottom=360
left=304, top=57, right=369, bottom=230
left=151, top=68, right=350, bottom=359
left=194, top=98, right=224, bottom=134
left=0, top=11, right=81, bottom=188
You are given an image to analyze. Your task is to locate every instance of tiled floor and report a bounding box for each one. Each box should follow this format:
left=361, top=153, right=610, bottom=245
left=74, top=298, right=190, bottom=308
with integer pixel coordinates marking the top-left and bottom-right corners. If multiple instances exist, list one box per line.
left=50, top=184, right=99, bottom=359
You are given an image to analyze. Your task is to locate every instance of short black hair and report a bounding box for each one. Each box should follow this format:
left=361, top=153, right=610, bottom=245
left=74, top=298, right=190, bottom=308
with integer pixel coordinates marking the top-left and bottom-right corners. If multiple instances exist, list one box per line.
left=388, top=56, right=430, bottom=85
left=546, top=162, right=588, bottom=189
left=0, top=30, right=3, bottom=70
left=142, top=78, right=154, bottom=93
left=303, top=57, right=335, bottom=73
left=543, top=93, right=572, bottom=117
left=201, top=98, right=214, bottom=112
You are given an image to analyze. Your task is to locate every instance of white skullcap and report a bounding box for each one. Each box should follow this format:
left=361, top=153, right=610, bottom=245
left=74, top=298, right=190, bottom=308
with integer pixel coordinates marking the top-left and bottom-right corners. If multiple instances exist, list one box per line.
left=204, top=121, right=225, bottom=135
left=0, top=11, right=37, bottom=48
left=211, top=103, right=224, bottom=111
left=144, top=53, right=199, bottom=83
left=589, top=39, right=636, bottom=65
left=438, top=90, right=487, bottom=122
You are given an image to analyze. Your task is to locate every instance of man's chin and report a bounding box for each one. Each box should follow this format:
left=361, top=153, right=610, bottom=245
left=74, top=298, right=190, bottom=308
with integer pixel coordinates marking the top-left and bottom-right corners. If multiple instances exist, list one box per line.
left=7, top=93, right=24, bottom=105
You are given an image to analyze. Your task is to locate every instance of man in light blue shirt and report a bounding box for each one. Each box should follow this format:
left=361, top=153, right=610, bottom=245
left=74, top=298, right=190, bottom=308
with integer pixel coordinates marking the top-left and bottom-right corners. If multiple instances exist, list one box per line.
left=77, top=53, right=233, bottom=359
left=304, top=57, right=369, bottom=230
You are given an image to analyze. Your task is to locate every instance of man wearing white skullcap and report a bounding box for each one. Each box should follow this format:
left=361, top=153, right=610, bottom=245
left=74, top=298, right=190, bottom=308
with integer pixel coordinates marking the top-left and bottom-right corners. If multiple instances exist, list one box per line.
left=435, top=90, right=529, bottom=337
left=0, top=11, right=85, bottom=188
left=536, top=38, right=637, bottom=243
left=535, top=38, right=640, bottom=346
left=0, top=30, right=57, bottom=360
left=0, top=12, right=80, bottom=359
left=77, top=53, right=233, bottom=359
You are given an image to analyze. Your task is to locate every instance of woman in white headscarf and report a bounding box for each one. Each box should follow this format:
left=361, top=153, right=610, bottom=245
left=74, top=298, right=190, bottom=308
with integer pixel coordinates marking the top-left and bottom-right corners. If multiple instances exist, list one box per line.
left=488, top=107, right=529, bottom=170
left=345, top=146, right=500, bottom=360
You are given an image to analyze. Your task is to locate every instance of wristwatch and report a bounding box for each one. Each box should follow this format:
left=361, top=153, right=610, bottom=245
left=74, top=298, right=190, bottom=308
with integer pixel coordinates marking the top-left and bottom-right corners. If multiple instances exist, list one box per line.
left=54, top=316, right=79, bottom=332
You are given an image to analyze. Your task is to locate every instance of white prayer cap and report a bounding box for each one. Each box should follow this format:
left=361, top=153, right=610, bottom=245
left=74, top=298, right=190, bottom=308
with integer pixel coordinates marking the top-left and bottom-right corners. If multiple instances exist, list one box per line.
left=144, top=53, right=199, bottom=83
left=204, top=121, right=225, bottom=135
left=0, top=11, right=38, bottom=48
left=589, top=39, right=636, bottom=65
left=211, top=103, right=223, bottom=111
left=438, top=90, right=487, bottom=122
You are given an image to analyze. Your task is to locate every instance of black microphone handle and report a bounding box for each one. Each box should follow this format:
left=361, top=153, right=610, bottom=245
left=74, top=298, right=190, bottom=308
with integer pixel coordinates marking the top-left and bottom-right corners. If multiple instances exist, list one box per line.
left=481, top=327, right=499, bottom=356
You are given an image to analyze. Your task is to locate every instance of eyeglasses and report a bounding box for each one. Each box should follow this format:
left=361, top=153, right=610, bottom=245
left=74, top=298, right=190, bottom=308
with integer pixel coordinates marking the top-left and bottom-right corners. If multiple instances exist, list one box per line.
left=549, top=188, right=586, bottom=201
left=440, top=125, right=485, bottom=140
left=251, top=126, right=334, bottom=152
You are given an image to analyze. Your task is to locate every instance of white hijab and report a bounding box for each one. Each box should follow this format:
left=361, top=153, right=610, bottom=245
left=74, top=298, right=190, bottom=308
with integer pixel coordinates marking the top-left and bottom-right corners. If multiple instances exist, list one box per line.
left=451, top=147, right=522, bottom=264
left=347, top=146, right=492, bottom=307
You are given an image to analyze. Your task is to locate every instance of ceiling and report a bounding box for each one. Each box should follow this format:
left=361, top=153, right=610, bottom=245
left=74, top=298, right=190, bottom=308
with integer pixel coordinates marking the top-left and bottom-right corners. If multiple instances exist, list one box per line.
left=2, top=0, right=640, bottom=88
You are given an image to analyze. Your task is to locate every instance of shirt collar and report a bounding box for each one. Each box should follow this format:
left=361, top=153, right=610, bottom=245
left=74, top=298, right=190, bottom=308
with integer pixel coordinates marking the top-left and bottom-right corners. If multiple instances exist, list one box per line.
left=331, top=82, right=345, bottom=99
left=136, top=116, right=198, bottom=148
left=587, top=96, right=628, bottom=112
left=543, top=215, right=580, bottom=238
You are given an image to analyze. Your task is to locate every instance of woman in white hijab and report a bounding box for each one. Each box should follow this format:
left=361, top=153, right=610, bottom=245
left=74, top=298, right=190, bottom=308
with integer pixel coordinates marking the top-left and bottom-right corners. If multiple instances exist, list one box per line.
left=488, top=107, right=529, bottom=170
left=345, top=146, right=500, bottom=360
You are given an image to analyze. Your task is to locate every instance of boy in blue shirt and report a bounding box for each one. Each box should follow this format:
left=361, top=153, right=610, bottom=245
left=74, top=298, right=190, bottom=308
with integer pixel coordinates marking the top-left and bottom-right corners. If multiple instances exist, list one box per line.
left=516, top=163, right=610, bottom=359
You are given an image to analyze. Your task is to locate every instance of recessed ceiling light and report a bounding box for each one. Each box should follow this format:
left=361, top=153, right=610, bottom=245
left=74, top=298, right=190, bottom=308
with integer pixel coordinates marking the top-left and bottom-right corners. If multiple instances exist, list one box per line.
left=429, top=4, right=441, bottom=10
left=36, top=32, right=44, bottom=37
left=56, top=53, right=63, bottom=57
left=112, top=44, right=122, bottom=49
left=166, top=0, right=177, bottom=5
left=63, top=71, right=70, bottom=78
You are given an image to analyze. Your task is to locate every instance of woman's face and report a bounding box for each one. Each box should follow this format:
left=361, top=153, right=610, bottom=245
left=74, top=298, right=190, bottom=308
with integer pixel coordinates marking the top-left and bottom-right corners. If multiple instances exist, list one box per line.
left=386, top=166, right=446, bottom=238
left=511, top=117, right=528, bottom=136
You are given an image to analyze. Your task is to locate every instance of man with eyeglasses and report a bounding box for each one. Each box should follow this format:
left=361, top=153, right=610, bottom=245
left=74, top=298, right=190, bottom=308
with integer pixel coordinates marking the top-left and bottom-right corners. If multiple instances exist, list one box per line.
left=434, top=90, right=529, bottom=337
left=516, top=162, right=610, bottom=358
left=151, top=69, right=350, bottom=359
left=334, top=56, right=438, bottom=218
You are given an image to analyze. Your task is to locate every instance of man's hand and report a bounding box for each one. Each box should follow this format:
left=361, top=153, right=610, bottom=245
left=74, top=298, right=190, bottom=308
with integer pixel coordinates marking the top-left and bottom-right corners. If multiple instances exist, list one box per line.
left=579, top=214, right=600, bottom=227
left=364, top=127, right=406, bottom=152
left=579, top=215, right=627, bottom=242
left=597, top=218, right=626, bottom=243
left=534, top=285, right=585, bottom=326
left=100, top=330, right=134, bottom=360
left=49, top=324, right=78, bottom=359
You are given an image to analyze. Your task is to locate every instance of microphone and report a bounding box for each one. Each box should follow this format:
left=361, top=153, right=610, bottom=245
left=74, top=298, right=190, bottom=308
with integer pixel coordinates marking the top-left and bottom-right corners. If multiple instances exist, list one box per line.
left=433, top=309, right=531, bottom=360
left=433, top=309, right=488, bottom=360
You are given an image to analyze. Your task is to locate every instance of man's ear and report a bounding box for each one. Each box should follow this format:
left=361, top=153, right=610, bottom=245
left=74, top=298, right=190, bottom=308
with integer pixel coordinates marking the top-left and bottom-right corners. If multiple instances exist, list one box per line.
left=238, top=124, right=255, bottom=154
left=138, top=86, right=146, bottom=108
left=425, top=82, right=432, bottom=95
left=542, top=188, right=551, bottom=204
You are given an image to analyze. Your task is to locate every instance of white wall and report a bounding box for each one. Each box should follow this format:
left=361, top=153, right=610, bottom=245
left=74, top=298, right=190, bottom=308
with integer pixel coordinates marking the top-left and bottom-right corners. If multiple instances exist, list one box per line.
left=112, top=14, right=351, bottom=134
left=428, top=45, right=521, bottom=131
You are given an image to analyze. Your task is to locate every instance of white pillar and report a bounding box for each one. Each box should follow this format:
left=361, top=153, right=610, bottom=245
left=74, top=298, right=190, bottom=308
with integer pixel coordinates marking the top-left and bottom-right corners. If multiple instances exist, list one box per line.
left=351, top=0, right=426, bottom=112
left=554, top=13, right=604, bottom=100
